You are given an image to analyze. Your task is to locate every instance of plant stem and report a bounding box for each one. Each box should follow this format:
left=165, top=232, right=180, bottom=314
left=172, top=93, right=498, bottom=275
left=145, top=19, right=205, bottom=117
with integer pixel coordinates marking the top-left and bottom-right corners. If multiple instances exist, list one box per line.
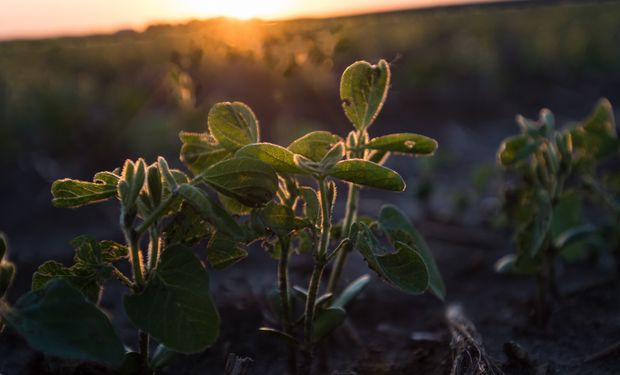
left=278, top=236, right=297, bottom=375
left=112, top=267, right=135, bottom=290
left=148, top=227, right=160, bottom=273
left=124, top=228, right=145, bottom=289
left=135, top=193, right=176, bottom=235
left=302, top=178, right=332, bottom=374
left=326, top=183, right=358, bottom=294
left=139, top=330, right=149, bottom=365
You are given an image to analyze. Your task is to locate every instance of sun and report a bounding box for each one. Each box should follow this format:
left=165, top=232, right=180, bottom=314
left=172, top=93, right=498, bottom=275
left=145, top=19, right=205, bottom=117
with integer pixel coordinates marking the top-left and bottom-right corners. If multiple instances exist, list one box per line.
left=183, top=0, right=292, bottom=20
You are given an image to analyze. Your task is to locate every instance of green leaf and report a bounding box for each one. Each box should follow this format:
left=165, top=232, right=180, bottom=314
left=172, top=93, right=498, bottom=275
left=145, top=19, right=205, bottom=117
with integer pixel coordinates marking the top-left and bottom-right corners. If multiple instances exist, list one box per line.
left=218, top=193, right=252, bottom=215
left=340, top=59, right=390, bottom=131
left=517, top=192, right=553, bottom=257
left=201, top=157, right=278, bottom=207
left=378, top=205, right=445, bottom=300
left=554, top=224, right=596, bottom=249
left=288, top=131, right=341, bottom=162
left=235, top=143, right=307, bottom=175
left=208, top=102, right=259, bottom=152
left=572, top=98, right=619, bottom=162
left=332, top=274, right=370, bottom=309
left=163, top=204, right=212, bottom=247
left=311, top=307, right=346, bottom=343
left=206, top=233, right=248, bottom=270
left=3, top=278, right=125, bottom=367
left=364, top=133, right=438, bottom=156
left=179, top=131, right=232, bottom=175
left=123, top=245, right=220, bottom=353
left=256, top=203, right=296, bottom=237
left=31, top=261, right=103, bottom=304
left=327, top=159, right=405, bottom=191
left=356, top=223, right=429, bottom=294
left=51, top=171, right=119, bottom=208
left=497, top=135, right=542, bottom=167
left=177, top=184, right=243, bottom=240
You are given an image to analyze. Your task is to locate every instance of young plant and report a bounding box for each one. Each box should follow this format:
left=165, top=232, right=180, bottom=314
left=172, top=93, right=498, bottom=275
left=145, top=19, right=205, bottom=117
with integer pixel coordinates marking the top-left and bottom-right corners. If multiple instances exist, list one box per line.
left=495, top=99, right=618, bottom=322
left=178, top=60, right=445, bottom=374
left=0, top=154, right=278, bottom=372
left=0, top=233, right=16, bottom=335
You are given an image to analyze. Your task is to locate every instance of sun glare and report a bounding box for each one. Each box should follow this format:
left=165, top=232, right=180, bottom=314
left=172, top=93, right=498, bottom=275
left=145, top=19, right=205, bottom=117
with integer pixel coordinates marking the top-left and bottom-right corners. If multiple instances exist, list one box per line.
left=183, top=0, right=292, bottom=20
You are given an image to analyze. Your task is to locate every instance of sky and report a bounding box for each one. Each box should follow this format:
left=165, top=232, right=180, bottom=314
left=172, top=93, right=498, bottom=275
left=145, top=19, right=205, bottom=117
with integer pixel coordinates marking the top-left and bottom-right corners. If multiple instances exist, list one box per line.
left=0, top=0, right=494, bottom=40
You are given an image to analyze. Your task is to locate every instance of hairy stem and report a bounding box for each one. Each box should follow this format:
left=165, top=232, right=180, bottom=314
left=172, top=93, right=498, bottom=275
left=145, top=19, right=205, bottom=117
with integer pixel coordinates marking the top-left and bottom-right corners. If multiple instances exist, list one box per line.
left=147, top=227, right=160, bottom=273
left=278, top=236, right=297, bottom=375
left=112, top=267, right=135, bottom=290
left=302, top=178, right=332, bottom=374
left=326, top=183, right=358, bottom=294
left=124, top=228, right=145, bottom=289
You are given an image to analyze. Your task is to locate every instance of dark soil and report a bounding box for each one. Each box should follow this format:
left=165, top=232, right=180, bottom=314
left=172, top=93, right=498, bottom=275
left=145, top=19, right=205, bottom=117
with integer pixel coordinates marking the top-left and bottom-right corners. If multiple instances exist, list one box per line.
left=1, top=216, right=618, bottom=375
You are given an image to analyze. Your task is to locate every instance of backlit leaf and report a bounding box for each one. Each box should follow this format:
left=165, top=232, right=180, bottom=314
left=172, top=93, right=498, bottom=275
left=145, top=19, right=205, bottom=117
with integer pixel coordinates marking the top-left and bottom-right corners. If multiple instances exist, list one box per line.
left=356, top=223, right=429, bottom=294
left=364, top=133, right=437, bottom=156
left=327, top=159, right=405, bottom=191
left=201, top=157, right=278, bottom=207
left=207, top=233, right=248, bottom=270
left=51, top=171, right=119, bottom=208
left=179, top=131, right=232, bottom=175
left=235, top=143, right=307, bottom=175
left=378, top=205, right=445, bottom=300
left=340, top=60, right=390, bottom=131
left=208, top=102, right=259, bottom=152
left=288, top=131, right=341, bottom=162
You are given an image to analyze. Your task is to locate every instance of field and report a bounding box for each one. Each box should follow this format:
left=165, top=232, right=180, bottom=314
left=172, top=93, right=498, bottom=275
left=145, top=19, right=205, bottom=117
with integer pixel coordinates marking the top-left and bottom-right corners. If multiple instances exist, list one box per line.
left=0, top=1, right=619, bottom=374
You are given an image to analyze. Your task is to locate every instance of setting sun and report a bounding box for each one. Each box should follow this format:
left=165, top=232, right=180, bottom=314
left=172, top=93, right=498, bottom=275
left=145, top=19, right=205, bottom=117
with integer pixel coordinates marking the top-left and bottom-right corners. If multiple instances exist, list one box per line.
left=179, top=0, right=292, bottom=20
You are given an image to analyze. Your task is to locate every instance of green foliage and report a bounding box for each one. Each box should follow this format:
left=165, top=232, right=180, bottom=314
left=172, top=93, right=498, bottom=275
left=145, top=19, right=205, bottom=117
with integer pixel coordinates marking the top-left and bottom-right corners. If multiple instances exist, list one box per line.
left=3, top=278, right=125, bottom=367
left=340, top=60, right=390, bottom=131
left=327, top=159, right=406, bottom=191
left=51, top=171, right=120, bottom=208
left=356, top=223, right=429, bottom=294
left=496, top=99, right=619, bottom=313
left=7, top=59, right=441, bottom=373
left=208, top=102, right=260, bottom=152
left=124, top=245, right=220, bottom=353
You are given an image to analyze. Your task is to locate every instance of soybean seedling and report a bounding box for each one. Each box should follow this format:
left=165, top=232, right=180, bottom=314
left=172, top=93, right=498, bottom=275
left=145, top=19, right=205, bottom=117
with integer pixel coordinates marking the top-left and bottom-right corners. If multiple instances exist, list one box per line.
left=179, top=59, right=445, bottom=374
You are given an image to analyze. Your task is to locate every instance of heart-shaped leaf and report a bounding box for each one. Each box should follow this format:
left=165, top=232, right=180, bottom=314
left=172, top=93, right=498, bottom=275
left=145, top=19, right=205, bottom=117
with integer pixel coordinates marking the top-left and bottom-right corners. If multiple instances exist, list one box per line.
left=179, top=131, right=232, bottom=175
left=201, top=157, right=278, bottom=207
left=356, top=223, right=429, bottom=294
left=327, top=159, right=405, bottom=191
left=364, top=133, right=438, bottom=156
left=124, top=245, right=220, bottom=353
left=208, top=102, right=259, bottom=152
left=51, top=171, right=120, bottom=208
left=340, top=60, right=390, bottom=131
left=378, top=205, right=445, bottom=300
left=288, top=131, right=341, bottom=162
left=3, top=278, right=125, bottom=367
left=235, top=143, right=307, bottom=175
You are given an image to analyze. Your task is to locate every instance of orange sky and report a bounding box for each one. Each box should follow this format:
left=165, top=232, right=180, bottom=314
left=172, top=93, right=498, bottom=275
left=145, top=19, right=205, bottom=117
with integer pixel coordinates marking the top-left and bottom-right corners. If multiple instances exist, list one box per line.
left=0, top=0, right=496, bottom=40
